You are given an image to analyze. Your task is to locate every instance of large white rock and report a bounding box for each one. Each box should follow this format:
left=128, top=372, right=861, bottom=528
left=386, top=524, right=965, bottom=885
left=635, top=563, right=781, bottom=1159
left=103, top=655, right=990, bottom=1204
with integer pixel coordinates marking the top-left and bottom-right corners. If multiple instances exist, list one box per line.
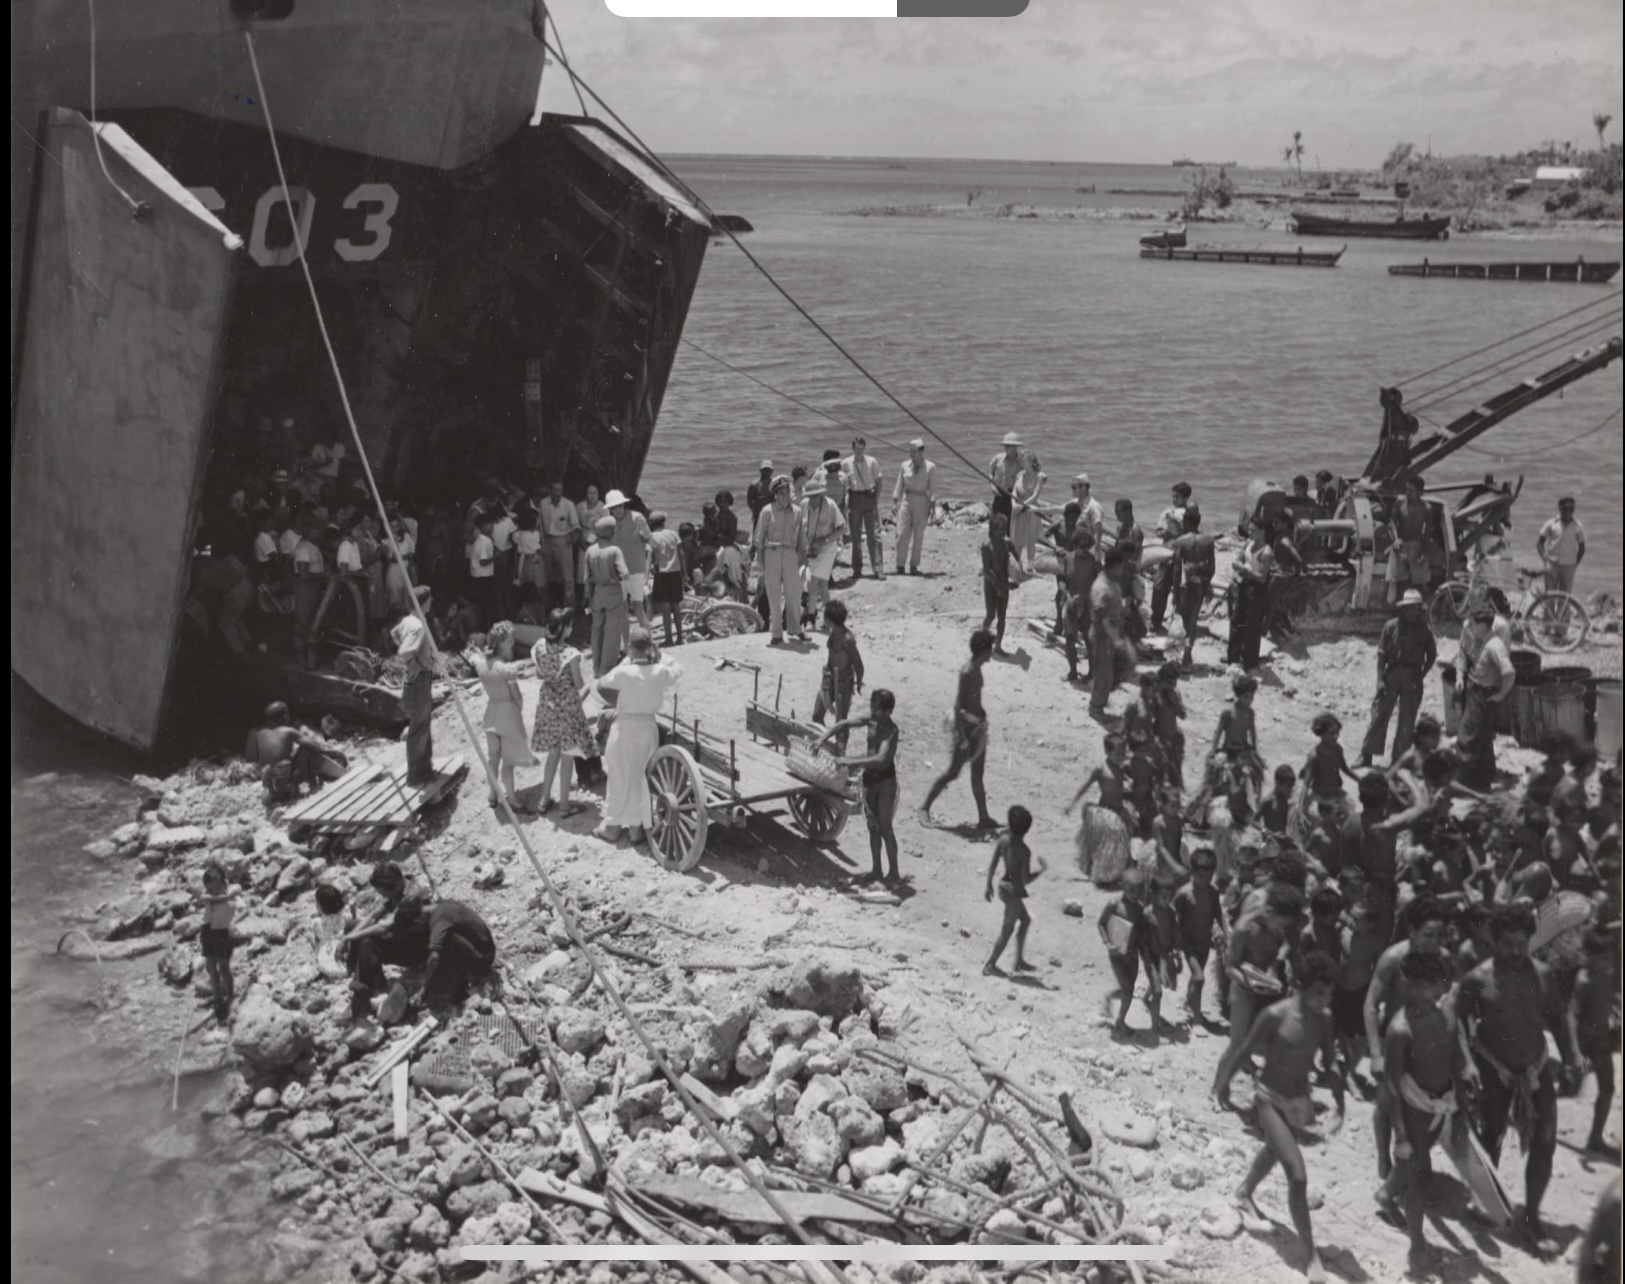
left=231, top=986, right=313, bottom=1071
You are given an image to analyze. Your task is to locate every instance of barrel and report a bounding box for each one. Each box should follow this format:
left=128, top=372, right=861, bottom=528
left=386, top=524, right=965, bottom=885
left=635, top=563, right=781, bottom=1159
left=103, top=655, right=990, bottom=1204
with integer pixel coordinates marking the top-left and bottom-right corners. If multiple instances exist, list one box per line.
left=1510, top=649, right=1543, bottom=684
left=1540, top=666, right=1596, bottom=741
left=1597, top=680, right=1623, bottom=758
left=1506, top=685, right=1540, bottom=747
left=1530, top=682, right=1587, bottom=750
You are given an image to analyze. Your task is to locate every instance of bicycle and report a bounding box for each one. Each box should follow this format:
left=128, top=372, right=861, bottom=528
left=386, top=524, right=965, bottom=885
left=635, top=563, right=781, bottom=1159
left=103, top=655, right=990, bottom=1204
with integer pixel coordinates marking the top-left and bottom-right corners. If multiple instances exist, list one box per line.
left=1428, top=560, right=1590, bottom=653
left=676, top=593, right=762, bottom=640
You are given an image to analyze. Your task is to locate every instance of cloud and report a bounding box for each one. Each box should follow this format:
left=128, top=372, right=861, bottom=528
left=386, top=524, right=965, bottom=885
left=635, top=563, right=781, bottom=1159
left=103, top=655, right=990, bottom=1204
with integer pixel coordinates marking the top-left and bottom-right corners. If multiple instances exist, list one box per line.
left=542, top=0, right=1624, bottom=162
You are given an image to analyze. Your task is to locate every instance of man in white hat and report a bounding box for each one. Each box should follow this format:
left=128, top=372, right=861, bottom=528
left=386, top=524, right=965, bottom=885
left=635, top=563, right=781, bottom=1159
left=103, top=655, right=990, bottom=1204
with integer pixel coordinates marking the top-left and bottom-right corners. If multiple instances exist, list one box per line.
left=989, top=431, right=1025, bottom=526
left=802, top=471, right=846, bottom=623
left=892, top=438, right=936, bottom=575
left=1358, top=588, right=1438, bottom=767
left=752, top=474, right=808, bottom=643
left=604, top=490, right=652, bottom=645
left=842, top=436, right=886, bottom=580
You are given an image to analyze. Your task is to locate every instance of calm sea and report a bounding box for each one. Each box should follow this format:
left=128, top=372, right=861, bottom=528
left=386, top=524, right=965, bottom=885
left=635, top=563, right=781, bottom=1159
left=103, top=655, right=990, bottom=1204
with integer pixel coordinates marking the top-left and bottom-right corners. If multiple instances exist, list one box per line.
left=648, top=156, right=1623, bottom=593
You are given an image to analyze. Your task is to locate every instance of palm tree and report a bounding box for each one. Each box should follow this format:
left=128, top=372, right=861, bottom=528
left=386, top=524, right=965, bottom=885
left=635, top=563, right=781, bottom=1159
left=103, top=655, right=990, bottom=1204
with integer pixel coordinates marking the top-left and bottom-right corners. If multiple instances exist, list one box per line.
left=1595, top=113, right=1614, bottom=149
left=1283, top=130, right=1305, bottom=179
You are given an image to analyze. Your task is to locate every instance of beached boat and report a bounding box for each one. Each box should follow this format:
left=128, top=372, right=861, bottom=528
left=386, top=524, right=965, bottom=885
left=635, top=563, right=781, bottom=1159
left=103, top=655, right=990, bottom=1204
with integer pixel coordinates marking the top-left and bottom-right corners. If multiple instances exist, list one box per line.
left=1138, top=223, right=1187, bottom=249
left=11, top=2, right=712, bottom=750
left=1388, top=259, right=1621, bottom=284
left=1139, top=244, right=1345, bottom=267
left=1292, top=210, right=1451, bottom=240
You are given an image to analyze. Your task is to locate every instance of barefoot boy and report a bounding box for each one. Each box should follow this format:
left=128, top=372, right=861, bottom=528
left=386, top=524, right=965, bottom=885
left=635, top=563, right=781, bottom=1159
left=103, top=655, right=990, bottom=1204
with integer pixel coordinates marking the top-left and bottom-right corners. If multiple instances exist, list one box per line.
left=1223, top=884, right=1304, bottom=1064
left=1174, top=846, right=1223, bottom=1022
left=1214, top=950, right=1346, bottom=1284
left=1100, top=867, right=1153, bottom=1034
left=921, top=629, right=995, bottom=828
left=820, top=689, right=901, bottom=885
left=1375, top=949, right=1459, bottom=1270
left=198, top=860, right=237, bottom=1022
left=984, top=804, right=1045, bottom=976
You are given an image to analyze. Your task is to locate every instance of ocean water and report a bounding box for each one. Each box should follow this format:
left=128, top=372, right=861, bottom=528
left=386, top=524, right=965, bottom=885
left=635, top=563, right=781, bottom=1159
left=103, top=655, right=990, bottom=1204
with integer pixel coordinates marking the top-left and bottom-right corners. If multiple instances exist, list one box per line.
left=648, top=156, right=1623, bottom=593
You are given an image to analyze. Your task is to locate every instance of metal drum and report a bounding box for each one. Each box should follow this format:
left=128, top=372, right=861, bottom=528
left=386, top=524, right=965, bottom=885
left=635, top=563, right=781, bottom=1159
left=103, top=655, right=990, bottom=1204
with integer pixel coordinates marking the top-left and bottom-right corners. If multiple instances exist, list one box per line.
left=1530, top=682, right=1587, bottom=751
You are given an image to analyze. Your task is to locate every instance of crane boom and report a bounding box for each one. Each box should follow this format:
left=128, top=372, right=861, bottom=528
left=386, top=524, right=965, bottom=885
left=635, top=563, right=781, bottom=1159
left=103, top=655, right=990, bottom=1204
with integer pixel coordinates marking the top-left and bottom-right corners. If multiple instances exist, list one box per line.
left=1365, top=335, right=1622, bottom=483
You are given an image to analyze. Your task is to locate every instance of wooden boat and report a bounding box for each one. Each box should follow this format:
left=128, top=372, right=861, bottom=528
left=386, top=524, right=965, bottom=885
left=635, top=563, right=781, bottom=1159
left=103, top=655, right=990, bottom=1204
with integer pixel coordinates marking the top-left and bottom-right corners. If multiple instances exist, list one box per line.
left=1388, top=258, right=1621, bottom=284
left=1138, top=223, right=1187, bottom=249
left=1292, top=210, right=1451, bottom=240
left=1139, top=243, right=1345, bottom=267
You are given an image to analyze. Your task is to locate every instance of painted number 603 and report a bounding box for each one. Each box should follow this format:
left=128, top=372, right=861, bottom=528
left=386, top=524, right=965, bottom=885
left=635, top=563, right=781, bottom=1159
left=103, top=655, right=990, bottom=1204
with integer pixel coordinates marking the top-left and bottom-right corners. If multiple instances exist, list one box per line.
left=244, top=183, right=398, bottom=267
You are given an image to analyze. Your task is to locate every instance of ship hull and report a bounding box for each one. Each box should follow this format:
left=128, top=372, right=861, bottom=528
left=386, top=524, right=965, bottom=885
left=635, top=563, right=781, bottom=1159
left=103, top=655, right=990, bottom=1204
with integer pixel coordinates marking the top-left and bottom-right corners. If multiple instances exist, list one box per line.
left=12, top=106, right=711, bottom=749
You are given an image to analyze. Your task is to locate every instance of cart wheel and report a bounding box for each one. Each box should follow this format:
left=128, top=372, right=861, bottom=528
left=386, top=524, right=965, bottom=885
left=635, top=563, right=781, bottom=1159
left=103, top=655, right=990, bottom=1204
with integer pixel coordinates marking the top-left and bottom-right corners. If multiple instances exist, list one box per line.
left=646, top=745, right=709, bottom=872
left=1524, top=591, right=1590, bottom=654
left=1428, top=580, right=1471, bottom=640
left=699, top=602, right=763, bottom=638
left=789, top=789, right=848, bottom=843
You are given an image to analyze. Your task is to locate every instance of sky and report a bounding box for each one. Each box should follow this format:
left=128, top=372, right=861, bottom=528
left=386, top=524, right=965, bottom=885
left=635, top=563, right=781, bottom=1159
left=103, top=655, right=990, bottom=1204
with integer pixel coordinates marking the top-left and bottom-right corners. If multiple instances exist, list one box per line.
left=536, top=0, right=1625, bottom=165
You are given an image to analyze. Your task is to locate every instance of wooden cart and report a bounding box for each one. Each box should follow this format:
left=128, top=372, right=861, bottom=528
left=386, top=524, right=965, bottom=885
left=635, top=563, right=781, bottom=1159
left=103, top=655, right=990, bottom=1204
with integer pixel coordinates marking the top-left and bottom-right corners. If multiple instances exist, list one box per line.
left=644, top=674, right=854, bottom=872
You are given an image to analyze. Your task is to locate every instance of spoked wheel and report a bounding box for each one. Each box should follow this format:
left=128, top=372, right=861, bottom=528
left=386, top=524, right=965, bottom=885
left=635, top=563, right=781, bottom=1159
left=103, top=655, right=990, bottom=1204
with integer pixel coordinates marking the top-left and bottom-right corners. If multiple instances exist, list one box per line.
left=1523, top=591, right=1590, bottom=654
left=1428, top=580, right=1471, bottom=641
left=788, top=789, right=849, bottom=843
left=645, top=745, right=709, bottom=872
left=700, top=601, right=763, bottom=638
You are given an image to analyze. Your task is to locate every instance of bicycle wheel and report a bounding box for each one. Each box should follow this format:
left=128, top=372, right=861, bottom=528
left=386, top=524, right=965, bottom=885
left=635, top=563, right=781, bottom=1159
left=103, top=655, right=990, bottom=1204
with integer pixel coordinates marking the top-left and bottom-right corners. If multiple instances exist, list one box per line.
left=1524, top=591, right=1590, bottom=654
left=699, top=601, right=763, bottom=638
left=1428, top=580, right=1471, bottom=640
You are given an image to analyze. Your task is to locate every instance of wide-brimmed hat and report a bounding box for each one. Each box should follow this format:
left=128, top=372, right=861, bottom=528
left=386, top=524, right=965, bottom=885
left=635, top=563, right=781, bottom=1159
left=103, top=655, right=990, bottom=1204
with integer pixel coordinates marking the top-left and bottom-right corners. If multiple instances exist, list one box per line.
left=603, top=489, right=629, bottom=508
left=1072, top=473, right=1091, bottom=486
left=1398, top=589, right=1425, bottom=608
left=1000, top=432, right=1024, bottom=447
left=824, top=457, right=843, bottom=470
left=803, top=475, right=827, bottom=496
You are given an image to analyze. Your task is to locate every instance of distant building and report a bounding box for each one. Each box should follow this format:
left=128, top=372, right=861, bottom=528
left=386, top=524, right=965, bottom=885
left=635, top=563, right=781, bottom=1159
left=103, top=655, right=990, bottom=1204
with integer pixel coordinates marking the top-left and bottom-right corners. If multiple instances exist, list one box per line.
left=1532, top=165, right=1588, bottom=189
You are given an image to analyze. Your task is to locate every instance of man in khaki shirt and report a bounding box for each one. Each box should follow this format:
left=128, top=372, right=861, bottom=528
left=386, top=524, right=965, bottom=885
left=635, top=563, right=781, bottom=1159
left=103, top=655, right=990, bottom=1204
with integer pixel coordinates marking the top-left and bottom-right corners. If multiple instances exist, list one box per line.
left=892, top=438, right=936, bottom=575
left=752, top=475, right=808, bottom=643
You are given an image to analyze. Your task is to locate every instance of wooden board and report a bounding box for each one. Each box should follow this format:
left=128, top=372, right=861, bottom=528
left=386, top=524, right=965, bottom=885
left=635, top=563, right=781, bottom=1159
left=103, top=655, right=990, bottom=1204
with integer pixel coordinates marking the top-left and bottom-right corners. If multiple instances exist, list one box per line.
left=392, top=1061, right=410, bottom=1152
left=627, top=1172, right=895, bottom=1227
left=1442, top=1113, right=1513, bottom=1227
left=284, top=756, right=463, bottom=832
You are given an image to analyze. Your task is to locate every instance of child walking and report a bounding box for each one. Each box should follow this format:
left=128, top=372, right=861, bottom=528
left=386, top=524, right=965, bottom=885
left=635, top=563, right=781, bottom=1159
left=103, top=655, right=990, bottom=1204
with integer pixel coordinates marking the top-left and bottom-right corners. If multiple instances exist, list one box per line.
left=980, top=512, right=1012, bottom=653
left=984, top=805, right=1045, bottom=976
left=1214, top=951, right=1346, bottom=1284
left=1173, top=846, right=1223, bottom=1023
left=198, top=861, right=237, bottom=1022
left=1099, top=867, right=1158, bottom=1035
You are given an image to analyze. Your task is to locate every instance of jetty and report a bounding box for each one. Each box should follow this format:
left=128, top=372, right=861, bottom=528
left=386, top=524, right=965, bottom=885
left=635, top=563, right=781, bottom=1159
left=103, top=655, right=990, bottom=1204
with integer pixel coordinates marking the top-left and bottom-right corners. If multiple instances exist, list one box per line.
left=1139, top=243, right=1345, bottom=267
left=1388, top=258, right=1621, bottom=284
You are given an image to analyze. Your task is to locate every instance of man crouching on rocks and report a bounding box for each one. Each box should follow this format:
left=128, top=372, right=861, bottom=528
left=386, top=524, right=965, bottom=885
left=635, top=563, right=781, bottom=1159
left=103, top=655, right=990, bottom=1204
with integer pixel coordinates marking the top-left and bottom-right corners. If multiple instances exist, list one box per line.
left=244, top=702, right=348, bottom=803
left=344, top=886, right=496, bottom=1020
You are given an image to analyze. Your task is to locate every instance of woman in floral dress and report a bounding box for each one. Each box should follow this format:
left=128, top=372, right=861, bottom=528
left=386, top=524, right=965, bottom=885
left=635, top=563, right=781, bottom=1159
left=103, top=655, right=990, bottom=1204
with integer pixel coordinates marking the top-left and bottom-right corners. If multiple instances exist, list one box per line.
left=530, top=609, right=595, bottom=817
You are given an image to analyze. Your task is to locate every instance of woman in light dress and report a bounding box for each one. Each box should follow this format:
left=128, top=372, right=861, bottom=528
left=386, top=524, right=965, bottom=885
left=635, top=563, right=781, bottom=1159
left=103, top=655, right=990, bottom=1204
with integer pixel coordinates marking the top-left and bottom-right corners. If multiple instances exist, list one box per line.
left=470, top=620, right=535, bottom=813
left=1065, top=732, right=1134, bottom=885
left=592, top=627, right=681, bottom=848
left=1009, top=451, right=1047, bottom=572
left=530, top=609, right=595, bottom=817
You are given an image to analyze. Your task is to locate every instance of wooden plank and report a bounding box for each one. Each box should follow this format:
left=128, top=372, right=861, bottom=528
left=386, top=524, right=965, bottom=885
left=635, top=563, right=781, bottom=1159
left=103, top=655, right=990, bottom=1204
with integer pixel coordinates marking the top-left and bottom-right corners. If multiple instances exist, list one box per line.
left=392, top=1061, right=410, bottom=1153
left=627, top=1172, right=895, bottom=1227
left=365, top=1015, right=438, bottom=1086
left=310, top=756, right=466, bottom=832
left=284, top=763, right=382, bottom=824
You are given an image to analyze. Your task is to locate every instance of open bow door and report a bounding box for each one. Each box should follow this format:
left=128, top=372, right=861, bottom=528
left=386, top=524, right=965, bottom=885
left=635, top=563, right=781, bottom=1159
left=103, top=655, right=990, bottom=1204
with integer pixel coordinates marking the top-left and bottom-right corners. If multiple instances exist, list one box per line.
left=11, top=108, right=241, bottom=749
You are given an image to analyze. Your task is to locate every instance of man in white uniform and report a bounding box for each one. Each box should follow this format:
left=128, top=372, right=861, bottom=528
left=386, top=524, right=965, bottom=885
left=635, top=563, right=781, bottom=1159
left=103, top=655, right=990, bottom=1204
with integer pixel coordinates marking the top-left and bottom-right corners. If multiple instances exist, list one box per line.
left=892, top=438, right=936, bottom=576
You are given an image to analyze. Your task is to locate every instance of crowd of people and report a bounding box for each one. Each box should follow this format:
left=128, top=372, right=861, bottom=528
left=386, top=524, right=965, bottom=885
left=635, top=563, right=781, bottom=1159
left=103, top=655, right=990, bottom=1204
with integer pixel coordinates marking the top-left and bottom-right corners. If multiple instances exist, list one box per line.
left=217, top=427, right=1616, bottom=1281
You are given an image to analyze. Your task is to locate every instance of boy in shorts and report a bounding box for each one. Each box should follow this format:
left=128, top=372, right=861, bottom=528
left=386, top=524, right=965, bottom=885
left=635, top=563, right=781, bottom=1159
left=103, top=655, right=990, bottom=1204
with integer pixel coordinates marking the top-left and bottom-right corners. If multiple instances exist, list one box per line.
left=984, top=805, right=1045, bottom=976
left=1215, top=950, right=1346, bottom=1284
left=1100, top=867, right=1153, bottom=1035
left=198, top=860, right=237, bottom=1022
left=1174, top=846, right=1223, bottom=1024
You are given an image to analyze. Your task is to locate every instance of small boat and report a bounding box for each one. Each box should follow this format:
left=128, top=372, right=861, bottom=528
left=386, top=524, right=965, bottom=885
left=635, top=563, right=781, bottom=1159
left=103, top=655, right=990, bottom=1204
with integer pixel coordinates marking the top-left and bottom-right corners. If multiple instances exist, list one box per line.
left=1293, top=210, right=1450, bottom=240
left=711, top=214, right=755, bottom=234
left=1388, top=258, right=1621, bottom=285
left=1138, top=223, right=1187, bottom=249
left=1139, top=243, right=1345, bottom=268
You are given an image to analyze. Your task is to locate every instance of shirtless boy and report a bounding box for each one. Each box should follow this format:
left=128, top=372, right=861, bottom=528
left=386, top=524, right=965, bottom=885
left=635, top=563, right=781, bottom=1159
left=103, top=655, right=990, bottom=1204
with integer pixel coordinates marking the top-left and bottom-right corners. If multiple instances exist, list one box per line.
left=1214, top=950, right=1346, bottom=1284
left=1224, top=884, right=1305, bottom=1063
left=1456, top=903, right=1580, bottom=1252
left=984, top=804, right=1046, bottom=977
left=1364, top=896, right=1451, bottom=1180
left=1174, top=847, right=1223, bottom=1022
left=921, top=629, right=995, bottom=829
left=1375, top=950, right=1459, bottom=1269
